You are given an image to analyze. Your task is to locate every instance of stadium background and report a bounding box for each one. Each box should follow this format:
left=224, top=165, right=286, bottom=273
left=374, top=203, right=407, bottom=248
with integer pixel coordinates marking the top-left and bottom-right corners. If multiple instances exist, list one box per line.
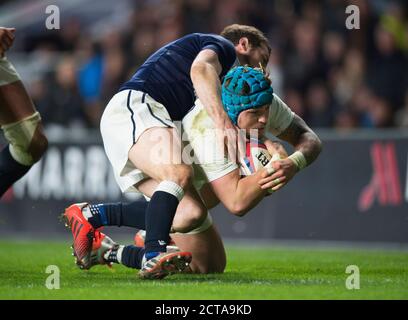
left=0, top=0, right=407, bottom=244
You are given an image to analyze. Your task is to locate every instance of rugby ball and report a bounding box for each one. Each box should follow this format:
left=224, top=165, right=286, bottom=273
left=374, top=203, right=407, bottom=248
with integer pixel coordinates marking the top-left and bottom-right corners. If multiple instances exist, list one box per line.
left=239, top=139, right=280, bottom=176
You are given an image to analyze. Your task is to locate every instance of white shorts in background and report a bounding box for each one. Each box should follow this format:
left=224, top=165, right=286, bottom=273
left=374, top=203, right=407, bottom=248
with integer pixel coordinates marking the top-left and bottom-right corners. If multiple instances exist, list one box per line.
left=0, top=57, right=21, bottom=86
left=100, top=89, right=176, bottom=193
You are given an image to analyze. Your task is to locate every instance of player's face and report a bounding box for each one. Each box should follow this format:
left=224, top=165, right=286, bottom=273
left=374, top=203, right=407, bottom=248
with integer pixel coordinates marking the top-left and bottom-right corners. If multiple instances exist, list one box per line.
left=240, top=43, right=270, bottom=68
left=237, top=104, right=270, bottom=138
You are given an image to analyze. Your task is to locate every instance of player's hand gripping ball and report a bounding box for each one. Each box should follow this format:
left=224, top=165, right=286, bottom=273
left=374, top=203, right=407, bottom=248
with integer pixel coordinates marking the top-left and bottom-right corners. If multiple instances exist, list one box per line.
left=240, top=139, right=288, bottom=193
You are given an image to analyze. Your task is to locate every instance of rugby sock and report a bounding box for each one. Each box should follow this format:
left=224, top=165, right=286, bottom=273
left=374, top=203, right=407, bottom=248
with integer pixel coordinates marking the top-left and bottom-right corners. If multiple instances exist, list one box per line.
left=82, top=204, right=106, bottom=229
left=104, top=245, right=124, bottom=264
left=0, top=145, right=31, bottom=198
left=121, top=245, right=146, bottom=269
left=144, top=181, right=184, bottom=259
left=83, top=202, right=148, bottom=229
left=106, top=201, right=148, bottom=229
left=104, top=245, right=145, bottom=269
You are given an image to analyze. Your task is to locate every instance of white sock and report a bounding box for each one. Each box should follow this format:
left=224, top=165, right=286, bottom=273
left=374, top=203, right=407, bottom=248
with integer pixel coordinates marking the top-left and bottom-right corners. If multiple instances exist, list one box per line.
left=156, top=180, right=184, bottom=202
left=81, top=205, right=92, bottom=219
left=116, top=246, right=124, bottom=263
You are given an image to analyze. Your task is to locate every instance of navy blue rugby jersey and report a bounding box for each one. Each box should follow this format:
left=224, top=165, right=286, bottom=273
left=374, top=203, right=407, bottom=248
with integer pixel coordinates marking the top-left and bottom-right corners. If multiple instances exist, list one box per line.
left=119, top=33, right=236, bottom=120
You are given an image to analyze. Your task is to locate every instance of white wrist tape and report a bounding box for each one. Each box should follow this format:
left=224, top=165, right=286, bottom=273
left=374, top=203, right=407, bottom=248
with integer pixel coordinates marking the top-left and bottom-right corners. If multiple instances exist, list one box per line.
left=288, top=151, right=307, bottom=171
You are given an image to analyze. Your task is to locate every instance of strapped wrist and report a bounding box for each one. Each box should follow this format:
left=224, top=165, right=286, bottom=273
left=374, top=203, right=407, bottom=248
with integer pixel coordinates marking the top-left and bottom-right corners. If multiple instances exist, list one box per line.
left=288, top=151, right=307, bottom=171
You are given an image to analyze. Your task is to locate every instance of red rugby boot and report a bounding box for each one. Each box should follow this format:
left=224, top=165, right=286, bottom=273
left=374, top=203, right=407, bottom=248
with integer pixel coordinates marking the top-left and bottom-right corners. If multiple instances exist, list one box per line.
left=62, top=203, right=95, bottom=269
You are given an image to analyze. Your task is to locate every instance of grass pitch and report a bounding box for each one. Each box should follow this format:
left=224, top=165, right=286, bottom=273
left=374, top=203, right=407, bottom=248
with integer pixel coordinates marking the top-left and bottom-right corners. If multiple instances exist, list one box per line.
left=0, top=240, right=407, bottom=300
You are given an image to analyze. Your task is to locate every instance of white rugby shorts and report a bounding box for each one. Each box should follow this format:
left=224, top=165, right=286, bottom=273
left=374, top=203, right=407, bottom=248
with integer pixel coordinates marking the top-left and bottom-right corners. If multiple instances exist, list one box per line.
left=100, top=89, right=176, bottom=193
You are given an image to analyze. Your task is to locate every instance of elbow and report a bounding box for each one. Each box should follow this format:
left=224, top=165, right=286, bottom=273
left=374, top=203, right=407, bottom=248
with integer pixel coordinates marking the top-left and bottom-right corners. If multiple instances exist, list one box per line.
left=233, top=210, right=247, bottom=218
left=306, top=130, right=323, bottom=158
left=229, top=203, right=248, bottom=217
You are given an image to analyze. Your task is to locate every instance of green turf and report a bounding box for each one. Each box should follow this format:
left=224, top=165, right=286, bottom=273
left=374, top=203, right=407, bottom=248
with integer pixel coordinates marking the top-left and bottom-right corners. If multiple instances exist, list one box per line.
left=0, top=240, right=407, bottom=299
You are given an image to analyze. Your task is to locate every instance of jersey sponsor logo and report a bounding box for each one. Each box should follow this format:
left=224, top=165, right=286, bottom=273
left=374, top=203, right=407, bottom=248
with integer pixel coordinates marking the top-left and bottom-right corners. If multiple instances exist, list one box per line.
left=255, top=151, right=270, bottom=167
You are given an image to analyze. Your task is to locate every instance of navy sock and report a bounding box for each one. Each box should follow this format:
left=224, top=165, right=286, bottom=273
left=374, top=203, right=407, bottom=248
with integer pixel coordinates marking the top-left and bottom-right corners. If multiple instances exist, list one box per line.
left=120, top=245, right=145, bottom=269
left=145, top=191, right=179, bottom=255
left=105, top=201, right=148, bottom=229
left=85, top=201, right=148, bottom=229
left=0, top=145, right=31, bottom=198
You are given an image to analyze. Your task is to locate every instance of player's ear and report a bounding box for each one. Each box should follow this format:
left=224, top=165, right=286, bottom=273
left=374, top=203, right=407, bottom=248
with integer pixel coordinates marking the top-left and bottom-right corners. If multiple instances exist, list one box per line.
left=237, top=37, right=250, bottom=53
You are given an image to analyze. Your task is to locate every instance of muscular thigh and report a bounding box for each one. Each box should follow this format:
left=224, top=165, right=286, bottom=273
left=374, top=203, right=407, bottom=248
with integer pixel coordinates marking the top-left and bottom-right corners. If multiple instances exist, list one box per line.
left=128, top=127, right=185, bottom=181
left=0, top=81, right=36, bottom=125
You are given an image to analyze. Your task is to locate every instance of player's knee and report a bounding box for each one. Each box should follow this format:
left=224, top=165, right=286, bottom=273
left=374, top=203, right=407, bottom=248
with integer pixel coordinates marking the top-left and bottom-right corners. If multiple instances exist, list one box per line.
left=1, top=111, right=46, bottom=166
left=162, top=164, right=193, bottom=189
left=187, top=209, right=207, bottom=231
left=174, top=205, right=207, bottom=233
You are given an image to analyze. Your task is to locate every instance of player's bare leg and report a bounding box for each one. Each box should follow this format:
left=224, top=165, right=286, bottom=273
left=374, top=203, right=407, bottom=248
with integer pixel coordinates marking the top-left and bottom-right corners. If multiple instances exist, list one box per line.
left=170, top=225, right=226, bottom=274
left=0, top=81, right=37, bottom=122
left=0, top=79, right=48, bottom=197
left=128, top=127, right=208, bottom=278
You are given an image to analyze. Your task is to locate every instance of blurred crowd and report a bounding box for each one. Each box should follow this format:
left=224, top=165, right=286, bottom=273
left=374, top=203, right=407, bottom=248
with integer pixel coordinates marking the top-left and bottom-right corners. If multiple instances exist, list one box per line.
left=7, top=0, right=408, bottom=130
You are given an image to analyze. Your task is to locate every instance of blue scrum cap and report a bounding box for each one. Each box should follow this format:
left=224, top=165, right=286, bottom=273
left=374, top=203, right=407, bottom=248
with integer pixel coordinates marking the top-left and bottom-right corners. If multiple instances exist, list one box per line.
left=221, top=66, right=274, bottom=125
